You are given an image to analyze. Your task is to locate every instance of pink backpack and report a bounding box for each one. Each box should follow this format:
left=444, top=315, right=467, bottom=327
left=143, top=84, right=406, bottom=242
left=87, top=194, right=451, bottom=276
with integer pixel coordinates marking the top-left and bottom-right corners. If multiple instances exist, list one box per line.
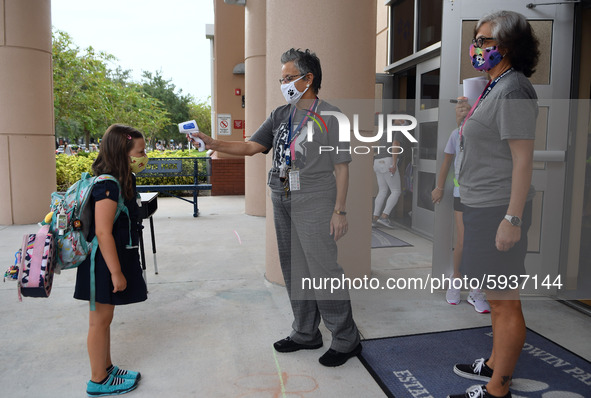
left=12, top=173, right=129, bottom=310
left=17, top=224, right=55, bottom=299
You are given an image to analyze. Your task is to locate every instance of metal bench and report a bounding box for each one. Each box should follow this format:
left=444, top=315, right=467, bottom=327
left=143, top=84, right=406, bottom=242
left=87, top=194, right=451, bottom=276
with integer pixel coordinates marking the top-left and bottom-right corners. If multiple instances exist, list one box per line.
left=136, top=157, right=211, bottom=217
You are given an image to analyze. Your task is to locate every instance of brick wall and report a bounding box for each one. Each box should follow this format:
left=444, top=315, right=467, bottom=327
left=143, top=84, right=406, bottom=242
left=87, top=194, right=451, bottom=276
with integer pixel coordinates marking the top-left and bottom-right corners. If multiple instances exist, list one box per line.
left=210, top=158, right=245, bottom=195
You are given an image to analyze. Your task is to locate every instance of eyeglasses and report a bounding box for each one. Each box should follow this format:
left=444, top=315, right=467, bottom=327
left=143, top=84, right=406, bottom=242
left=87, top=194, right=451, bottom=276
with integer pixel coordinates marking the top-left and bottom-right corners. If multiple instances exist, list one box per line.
left=279, top=74, right=304, bottom=84
left=472, top=37, right=496, bottom=49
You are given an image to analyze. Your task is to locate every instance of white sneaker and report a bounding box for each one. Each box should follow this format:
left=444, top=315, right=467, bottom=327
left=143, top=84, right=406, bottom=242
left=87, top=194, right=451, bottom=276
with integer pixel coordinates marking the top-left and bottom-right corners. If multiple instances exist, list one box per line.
left=446, top=283, right=461, bottom=305
left=372, top=218, right=378, bottom=227
left=376, top=218, right=394, bottom=228
left=467, top=290, right=491, bottom=314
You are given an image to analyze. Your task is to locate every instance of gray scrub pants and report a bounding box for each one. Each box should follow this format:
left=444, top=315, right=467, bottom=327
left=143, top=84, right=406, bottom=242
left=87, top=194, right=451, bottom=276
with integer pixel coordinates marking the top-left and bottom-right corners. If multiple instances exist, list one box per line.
left=271, top=189, right=360, bottom=353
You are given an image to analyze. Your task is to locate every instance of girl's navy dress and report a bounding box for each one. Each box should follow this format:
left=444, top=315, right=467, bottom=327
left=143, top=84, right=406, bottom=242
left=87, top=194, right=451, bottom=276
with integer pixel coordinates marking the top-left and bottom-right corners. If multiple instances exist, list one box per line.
left=74, top=177, right=147, bottom=305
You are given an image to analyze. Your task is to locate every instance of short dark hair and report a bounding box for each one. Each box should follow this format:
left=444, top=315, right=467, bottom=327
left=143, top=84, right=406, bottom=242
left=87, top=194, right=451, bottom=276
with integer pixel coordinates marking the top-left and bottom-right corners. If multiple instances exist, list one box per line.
left=280, top=48, right=322, bottom=94
left=475, top=10, right=539, bottom=77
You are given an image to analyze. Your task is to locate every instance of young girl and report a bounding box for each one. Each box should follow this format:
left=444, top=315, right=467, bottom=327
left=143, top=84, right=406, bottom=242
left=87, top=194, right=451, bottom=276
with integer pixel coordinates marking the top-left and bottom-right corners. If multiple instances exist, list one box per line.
left=74, top=124, right=148, bottom=397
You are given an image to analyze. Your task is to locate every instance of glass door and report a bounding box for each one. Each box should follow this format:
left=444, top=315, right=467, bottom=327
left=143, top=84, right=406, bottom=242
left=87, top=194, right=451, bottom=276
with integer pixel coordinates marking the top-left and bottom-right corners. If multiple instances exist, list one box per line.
left=412, top=56, right=440, bottom=237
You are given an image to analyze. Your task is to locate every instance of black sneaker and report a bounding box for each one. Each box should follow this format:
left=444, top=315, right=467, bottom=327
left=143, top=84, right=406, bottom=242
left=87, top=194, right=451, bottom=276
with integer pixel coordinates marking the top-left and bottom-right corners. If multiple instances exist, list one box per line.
left=447, top=385, right=511, bottom=398
left=318, top=343, right=362, bottom=367
left=273, top=336, right=323, bottom=353
left=454, top=358, right=494, bottom=382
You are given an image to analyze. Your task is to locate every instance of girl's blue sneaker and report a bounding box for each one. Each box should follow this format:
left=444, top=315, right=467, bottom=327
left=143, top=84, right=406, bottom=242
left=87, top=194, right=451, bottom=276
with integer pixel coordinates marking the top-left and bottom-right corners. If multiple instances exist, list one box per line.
left=86, top=374, right=138, bottom=397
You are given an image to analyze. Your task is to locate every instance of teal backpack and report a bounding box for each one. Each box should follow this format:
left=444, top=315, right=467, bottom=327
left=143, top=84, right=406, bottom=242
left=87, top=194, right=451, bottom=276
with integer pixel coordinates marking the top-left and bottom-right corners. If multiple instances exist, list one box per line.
left=47, top=173, right=131, bottom=310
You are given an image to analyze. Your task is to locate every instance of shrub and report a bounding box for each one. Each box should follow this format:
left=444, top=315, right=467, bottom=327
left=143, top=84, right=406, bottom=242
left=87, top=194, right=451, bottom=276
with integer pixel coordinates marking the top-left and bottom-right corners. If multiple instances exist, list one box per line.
left=56, top=149, right=209, bottom=191
left=56, top=153, right=98, bottom=191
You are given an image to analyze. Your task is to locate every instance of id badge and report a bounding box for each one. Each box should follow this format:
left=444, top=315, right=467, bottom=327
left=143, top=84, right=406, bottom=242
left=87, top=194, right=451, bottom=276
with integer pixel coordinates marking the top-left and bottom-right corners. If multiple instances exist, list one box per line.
left=289, top=169, right=301, bottom=191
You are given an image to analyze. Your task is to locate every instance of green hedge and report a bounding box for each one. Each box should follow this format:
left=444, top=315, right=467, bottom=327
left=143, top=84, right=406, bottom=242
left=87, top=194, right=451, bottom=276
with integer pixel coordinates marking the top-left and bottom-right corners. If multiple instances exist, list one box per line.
left=56, top=152, right=98, bottom=191
left=56, top=150, right=208, bottom=191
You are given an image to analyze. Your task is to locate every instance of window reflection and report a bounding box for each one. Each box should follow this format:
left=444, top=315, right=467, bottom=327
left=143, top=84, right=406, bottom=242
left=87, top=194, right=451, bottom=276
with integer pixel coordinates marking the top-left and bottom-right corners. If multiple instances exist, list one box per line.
left=418, top=0, right=442, bottom=50
left=419, top=122, right=437, bottom=160
left=420, top=69, right=440, bottom=110
left=390, top=0, right=414, bottom=63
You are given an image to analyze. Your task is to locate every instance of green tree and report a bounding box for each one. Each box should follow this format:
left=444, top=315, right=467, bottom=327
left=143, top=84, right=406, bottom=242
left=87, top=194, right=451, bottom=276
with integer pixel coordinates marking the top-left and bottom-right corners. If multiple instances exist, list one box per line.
left=106, top=80, right=171, bottom=146
left=53, top=30, right=114, bottom=145
left=141, top=71, right=193, bottom=143
left=188, top=97, right=212, bottom=137
left=52, top=30, right=170, bottom=146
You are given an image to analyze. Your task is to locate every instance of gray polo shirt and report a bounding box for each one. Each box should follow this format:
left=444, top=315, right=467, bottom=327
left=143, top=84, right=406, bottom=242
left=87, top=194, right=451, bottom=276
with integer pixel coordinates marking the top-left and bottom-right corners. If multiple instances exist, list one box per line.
left=458, top=71, right=538, bottom=208
left=250, top=100, right=351, bottom=193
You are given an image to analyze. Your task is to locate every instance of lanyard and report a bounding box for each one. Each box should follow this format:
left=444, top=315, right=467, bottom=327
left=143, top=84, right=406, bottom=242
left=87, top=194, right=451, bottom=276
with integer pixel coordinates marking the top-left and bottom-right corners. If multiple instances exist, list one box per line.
left=459, top=67, right=513, bottom=151
left=285, top=98, right=318, bottom=166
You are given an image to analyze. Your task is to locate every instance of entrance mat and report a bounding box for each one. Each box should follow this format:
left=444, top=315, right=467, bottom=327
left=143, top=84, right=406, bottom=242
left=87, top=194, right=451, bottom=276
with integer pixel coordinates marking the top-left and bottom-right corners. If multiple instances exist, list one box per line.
left=359, top=326, right=591, bottom=398
left=371, top=228, right=412, bottom=248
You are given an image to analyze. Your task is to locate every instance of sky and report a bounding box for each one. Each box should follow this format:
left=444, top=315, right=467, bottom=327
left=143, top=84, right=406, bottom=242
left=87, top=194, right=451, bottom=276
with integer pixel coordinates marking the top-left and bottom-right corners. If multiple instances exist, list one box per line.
left=51, top=0, right=215, bottom=102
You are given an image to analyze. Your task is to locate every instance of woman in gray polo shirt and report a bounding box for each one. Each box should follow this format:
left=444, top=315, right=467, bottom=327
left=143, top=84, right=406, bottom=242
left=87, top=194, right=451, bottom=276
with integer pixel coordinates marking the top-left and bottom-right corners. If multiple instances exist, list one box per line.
left=447, top=11, right=540, bottom=398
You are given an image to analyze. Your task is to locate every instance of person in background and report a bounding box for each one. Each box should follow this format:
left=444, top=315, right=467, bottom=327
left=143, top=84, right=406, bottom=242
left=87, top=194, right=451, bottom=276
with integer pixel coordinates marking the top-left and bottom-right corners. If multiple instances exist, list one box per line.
left=432, top=126, right=490, bottom=313
left=372, top=118, right=405, bottom=229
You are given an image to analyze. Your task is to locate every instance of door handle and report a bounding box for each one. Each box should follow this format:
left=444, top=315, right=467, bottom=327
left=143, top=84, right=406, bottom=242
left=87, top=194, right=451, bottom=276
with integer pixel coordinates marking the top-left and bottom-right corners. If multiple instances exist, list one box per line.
left=533, top=150, right=565, bottom=162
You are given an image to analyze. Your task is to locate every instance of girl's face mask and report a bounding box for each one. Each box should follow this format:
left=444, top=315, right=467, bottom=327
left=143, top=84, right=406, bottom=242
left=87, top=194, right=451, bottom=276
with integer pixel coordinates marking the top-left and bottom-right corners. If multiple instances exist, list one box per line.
left=469, top=44, right=504, bottom=72
left=130, top=155, right=149, bottom=174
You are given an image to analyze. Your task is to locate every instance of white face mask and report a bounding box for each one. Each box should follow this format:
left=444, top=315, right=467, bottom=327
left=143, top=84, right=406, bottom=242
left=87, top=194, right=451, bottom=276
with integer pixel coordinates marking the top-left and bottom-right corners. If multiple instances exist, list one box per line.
left=280, top=75, right=309, bottom=105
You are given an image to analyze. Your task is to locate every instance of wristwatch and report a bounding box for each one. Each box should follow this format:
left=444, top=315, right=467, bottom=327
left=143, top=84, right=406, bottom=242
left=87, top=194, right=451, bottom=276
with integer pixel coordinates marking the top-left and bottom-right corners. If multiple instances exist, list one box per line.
left=504, top=214, right=522, bottom=227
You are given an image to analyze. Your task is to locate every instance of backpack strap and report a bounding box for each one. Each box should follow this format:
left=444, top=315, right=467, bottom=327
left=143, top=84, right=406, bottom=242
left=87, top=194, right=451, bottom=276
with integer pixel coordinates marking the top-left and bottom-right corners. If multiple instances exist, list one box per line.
left=17, top=237, right=27, bottom=302
left=89, top=235, right=99, bottom=312
left=117, top=201, right=133, bottom=249
left=96, top=175, right=133, bottom=248
left=28, top=224, right=51, bottom=288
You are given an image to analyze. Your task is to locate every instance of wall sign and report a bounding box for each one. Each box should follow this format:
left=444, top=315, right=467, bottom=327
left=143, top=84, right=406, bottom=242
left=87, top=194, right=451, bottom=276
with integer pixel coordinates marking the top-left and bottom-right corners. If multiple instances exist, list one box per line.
left=217, top=113, right=231, bottom=136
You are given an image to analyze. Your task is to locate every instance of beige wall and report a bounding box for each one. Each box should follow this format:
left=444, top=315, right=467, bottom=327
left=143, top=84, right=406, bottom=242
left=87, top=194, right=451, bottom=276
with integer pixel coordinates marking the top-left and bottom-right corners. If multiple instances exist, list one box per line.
left=213, top=0, right=245, bottom=159
left=376, top=0, right=389, bottom=73
left=244, top=0, right=267, bottom=217
left=0, top=0, right=55, bottom=225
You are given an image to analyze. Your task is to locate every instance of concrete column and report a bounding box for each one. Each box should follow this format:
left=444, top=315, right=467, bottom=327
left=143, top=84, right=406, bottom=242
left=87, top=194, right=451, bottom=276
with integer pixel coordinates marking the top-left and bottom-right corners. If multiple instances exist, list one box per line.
left=244, top=0, right=267, bottom=217
left=264, top=0, right=376, bottom=283
left=210, top=1, right=246, bottom=196
left=0, top=0, right=55, bottom=225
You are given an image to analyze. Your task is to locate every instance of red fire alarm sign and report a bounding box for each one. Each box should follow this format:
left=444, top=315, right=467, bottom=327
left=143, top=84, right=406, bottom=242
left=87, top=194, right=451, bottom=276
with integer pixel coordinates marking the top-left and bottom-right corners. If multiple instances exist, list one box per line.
left=235, top=88, right=241, bottom=96
left=234, top=120, right=244, bottom=129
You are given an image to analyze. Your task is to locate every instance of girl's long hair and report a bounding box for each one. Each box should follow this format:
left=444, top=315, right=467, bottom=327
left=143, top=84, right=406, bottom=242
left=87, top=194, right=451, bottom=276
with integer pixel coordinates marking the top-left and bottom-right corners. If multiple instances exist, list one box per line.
left=92, top=124, right=144, bottom=200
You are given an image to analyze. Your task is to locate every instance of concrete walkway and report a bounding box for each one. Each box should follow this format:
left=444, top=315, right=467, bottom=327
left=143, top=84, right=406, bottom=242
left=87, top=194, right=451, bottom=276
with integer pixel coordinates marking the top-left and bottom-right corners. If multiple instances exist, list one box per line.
left=1, top=196, right=589, bottom=397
